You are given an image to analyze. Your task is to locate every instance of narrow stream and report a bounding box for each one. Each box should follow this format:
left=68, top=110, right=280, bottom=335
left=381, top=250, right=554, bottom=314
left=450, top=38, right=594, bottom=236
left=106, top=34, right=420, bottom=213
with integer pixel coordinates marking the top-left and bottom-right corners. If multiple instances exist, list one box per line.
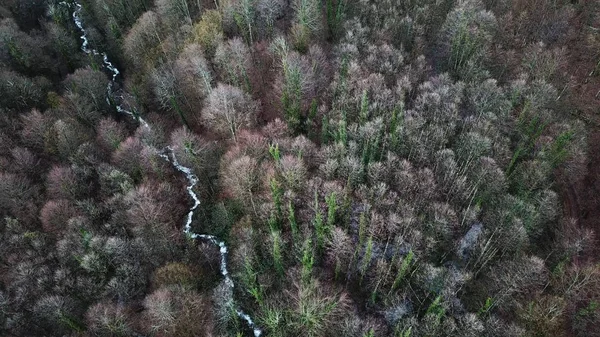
left=62, top=2, right=262, bottom=336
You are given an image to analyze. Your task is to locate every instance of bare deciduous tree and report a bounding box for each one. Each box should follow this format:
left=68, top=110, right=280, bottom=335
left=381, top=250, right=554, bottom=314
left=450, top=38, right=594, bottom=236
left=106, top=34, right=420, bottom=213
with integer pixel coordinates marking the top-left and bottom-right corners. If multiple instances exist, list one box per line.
left=174, top=43, right=213, bottom=112
left=123, top=11, right=163, bottom=70
left=201, top=83, right=259, bottom=141
left=214, top=37, right=252, bottom=91
left=86, top=301, right=134, bottom=337
left=143, top=287, right=214, bottom=337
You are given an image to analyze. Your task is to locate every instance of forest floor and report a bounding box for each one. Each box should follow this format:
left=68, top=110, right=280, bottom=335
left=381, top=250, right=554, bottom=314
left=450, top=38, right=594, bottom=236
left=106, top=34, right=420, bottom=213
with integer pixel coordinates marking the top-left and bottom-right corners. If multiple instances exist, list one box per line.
left=559, top=1, right=600, bottom=261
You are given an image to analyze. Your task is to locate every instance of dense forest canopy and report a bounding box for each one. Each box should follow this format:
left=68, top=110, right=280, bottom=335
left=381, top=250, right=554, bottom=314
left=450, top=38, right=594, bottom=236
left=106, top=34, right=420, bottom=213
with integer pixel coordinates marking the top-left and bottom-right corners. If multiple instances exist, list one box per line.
left=1, top=0, right=600, bottom=336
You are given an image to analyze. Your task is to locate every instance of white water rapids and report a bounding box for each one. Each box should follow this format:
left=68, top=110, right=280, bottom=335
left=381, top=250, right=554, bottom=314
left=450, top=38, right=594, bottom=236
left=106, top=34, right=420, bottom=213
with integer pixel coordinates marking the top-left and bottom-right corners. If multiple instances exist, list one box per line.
left=62, top=2, right=262, bottom=336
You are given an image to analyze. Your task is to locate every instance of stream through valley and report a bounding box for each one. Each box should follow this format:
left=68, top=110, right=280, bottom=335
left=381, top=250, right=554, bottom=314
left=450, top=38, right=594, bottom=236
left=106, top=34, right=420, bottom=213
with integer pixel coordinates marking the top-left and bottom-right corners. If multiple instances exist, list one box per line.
left=61, top=2, right=262, bottom=336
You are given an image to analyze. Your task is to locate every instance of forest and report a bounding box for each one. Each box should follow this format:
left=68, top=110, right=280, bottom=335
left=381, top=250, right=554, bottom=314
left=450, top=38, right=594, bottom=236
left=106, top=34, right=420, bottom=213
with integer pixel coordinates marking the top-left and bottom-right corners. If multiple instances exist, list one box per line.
left=0, top=0, right=599, bottom=336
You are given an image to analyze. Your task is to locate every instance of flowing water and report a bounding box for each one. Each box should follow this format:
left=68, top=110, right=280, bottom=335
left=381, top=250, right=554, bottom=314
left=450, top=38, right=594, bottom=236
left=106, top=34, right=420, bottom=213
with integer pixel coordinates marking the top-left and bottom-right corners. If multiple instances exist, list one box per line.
left=62, top=2, right=262, bottom=336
